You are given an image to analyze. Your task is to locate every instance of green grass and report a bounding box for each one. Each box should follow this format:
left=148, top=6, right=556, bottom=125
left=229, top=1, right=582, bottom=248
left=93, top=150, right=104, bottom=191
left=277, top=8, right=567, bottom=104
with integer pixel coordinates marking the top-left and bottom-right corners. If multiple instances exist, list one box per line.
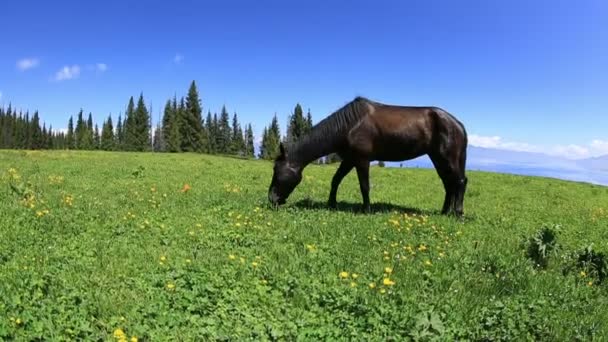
left=1, top=149, right=608, bottom=341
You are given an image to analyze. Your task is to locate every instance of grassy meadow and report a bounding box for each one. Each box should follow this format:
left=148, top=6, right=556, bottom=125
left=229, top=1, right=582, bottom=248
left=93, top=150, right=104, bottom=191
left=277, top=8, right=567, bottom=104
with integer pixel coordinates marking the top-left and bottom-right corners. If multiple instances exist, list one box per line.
left=1, top=149, right=608, bottom=340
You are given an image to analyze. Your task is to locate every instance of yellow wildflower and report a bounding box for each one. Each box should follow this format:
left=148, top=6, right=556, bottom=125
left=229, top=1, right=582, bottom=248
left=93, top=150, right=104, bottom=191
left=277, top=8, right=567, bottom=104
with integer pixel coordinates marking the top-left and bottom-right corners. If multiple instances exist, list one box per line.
left=580, top=271, right=586, bottom=277
left=384, top=267, right=393, bottom=274
left=166, top=282, right=175, bottom=290
left=350, top=282, right=357, bottom=287
left=369, top=282, right=376, bottom=289
left=351, top=273, right=359, bottom=279
left=130, top=337, right=138, bottom=342
left=418, top=244, right=427, bottom=252
left=251, top=261, right=258, bottom=268
left=339, top=271, right=349, bottom=279
left=425, top=260, right=432, bottom=266
left=380, top=288, right=387, bottom=294
left=306, top=244, right=317, bottom=252
left=383, top=278, right=396, bottom=286
left=588, top=281, right=593, bottom=287
left=185, top=259, right=192, bottom=264
left=160, top=255, right=166, bottom=262
left=228, top=254, right=236, bottom=260
left=113, top=328, right=126, bottom=339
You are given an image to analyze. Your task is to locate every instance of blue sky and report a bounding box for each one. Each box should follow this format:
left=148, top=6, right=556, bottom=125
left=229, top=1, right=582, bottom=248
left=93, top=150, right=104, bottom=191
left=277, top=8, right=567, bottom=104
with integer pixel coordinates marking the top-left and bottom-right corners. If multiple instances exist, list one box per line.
left=1, top=0, right=607, bottom=158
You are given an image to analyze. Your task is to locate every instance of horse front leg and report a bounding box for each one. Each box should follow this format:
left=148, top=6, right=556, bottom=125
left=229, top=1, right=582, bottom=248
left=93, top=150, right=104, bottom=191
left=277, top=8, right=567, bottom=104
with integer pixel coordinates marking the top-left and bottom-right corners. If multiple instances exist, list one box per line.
left=328, top=160, right=354, bottom=209
left=355, top=160, right=371, bottom=213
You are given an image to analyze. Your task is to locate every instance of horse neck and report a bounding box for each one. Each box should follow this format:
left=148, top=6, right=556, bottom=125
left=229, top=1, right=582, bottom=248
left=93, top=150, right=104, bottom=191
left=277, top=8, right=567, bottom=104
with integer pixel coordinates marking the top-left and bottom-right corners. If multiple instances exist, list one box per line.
left=287, top=135, right=338, bottom=168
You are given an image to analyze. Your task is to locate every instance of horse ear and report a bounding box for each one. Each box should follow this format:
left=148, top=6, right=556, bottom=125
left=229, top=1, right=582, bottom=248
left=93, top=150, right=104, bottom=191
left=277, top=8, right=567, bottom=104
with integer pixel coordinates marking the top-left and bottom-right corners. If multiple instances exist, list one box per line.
left=279, top=143, right=287, bottom=158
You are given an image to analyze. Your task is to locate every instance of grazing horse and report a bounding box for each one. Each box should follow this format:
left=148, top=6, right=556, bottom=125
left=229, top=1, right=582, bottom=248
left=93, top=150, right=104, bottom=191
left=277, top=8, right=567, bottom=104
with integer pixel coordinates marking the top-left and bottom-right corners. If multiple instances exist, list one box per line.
left=268, top=96, right=468, bottom=216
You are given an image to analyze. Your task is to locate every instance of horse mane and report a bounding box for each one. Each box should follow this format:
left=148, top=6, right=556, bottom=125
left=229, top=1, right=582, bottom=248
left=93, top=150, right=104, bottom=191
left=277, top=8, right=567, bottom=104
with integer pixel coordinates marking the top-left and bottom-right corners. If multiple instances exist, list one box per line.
left=286, top=96, right=372, bottom=164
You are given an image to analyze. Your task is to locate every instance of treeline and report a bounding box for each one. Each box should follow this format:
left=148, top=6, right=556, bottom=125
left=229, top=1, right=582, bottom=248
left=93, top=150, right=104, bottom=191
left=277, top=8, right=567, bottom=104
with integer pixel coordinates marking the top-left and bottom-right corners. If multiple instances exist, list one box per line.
left=0, top=107, right=67, bottom=149
left=0, top=81, right=257, bottom=157
left=258, top=104, right=313, bottom=160
left=0, top=80, right=343, bottom=162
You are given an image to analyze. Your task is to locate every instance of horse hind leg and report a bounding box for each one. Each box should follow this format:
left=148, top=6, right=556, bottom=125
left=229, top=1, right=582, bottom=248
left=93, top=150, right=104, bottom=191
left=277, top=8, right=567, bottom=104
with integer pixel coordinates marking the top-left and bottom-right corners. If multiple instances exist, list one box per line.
left=430, top=152, right=464, bottom=216
left=430, top=153, right=454, bottom=215
left=453, top=148, right=468, bottom=216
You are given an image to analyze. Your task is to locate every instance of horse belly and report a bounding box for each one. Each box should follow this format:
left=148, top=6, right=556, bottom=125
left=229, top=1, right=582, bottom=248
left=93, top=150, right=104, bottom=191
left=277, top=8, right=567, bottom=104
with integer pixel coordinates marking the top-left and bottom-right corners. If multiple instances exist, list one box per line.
left=372, top=139, right=428, bottom=161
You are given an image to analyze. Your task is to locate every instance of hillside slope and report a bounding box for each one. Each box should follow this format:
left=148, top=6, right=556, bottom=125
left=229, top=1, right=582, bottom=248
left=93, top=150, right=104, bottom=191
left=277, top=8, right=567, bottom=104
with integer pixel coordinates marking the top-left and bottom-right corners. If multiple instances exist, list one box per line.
left=1, top=150, right=608, bottom=340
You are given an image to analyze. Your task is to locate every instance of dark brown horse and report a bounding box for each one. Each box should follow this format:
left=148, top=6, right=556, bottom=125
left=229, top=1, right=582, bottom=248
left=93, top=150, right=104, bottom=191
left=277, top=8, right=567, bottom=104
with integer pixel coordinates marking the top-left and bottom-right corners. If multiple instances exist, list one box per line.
left=268, top=96, right=468, bottom=216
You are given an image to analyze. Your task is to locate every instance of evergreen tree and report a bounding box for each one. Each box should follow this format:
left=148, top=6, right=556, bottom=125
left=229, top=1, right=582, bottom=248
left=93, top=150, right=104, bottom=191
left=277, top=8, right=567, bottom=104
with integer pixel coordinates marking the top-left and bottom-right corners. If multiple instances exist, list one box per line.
left=213, top=113, right=220, bottom=153
left=286, top=103, right=306, bottom=143
left=75, top=110, right=86, bottom=149
left=46, top=125, right=53, bottom=149
left=153, top=123, right=163, bottom=152
left=217, top=105, right=231, bottom=154
left=162, top=98, right=181, bottom=152
left=115, top=114, right=123, bottom=150
left=84, top=113, right=95, bottom=149
left=260, top=114, right=281, bottom=159
left=124, top=97, right=136, bottom=150
left=31, top=111, right=42, bottom=149
left=94, top=124, right=100, bottom=149
left=128, top=94, right=151, bottom=151
left=231, top=113, right=246, bottom=155
left=205, top=111, right=215, bottom=153
left=305, top=109, right=313, bottom=135
left=67, top=116, right=75, bottom=149
left=259, top=127, right=268, bottom=159
left=182, top=81, right=206, bottom=152
left=245, top=124, right=255, bottom=158
left=101, top=115, right=115, bottom=151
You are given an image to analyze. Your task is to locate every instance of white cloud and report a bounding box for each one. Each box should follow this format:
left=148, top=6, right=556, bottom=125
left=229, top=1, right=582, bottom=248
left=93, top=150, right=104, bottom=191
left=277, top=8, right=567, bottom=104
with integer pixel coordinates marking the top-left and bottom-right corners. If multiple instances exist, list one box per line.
left=469, top=134, right=608, bottom=159
left=96, top=63, right=108, bottom=72
left=17, top=58, right=40, bottom=71
left=54, top=65, right=81, bottom=81
left=590, top=140, right=608, bottom=155
left=173, top=53, right=184, bottom=64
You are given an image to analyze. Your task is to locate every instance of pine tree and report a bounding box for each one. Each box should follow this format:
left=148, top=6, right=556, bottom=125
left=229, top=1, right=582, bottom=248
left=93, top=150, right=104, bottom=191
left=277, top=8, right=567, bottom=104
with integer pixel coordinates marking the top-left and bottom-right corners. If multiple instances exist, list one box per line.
left=115, top=114, right=123, bottom=150
left=260, top=114, right=281, bottom=159
left=67, top=116, right=75, bottom=149
left=217, top=105, right=231, bottom=154
left=124, top=97, right=136, bottom=150
left=31, top=111, right=42, bottom=149
left=182, top=81, right=206, bottom=152
left=245, top=124, right=255, bottom=158
left=153, top=123, right=163, bottom=152
left=84, top=113, right=95, bottom=149
left=305, top=109, right=313, bottom=135
left=94, top=124, right=100, bottom=149
left=231, top=113, right=246, bottom=155
left=101, top=115, right=115, bottom=150
left=205, top=111, right=215, bottom=153
left=286, top=103, right=306, bottom=144
left=128, top=94, right=151, bottom=151
left=162, top=98, right=181, bottom=152
left=212, top=113, right=219, bottom=153
left=75, top=110, right=86, bottom=149
left=259, top=127, right=268, bottom=159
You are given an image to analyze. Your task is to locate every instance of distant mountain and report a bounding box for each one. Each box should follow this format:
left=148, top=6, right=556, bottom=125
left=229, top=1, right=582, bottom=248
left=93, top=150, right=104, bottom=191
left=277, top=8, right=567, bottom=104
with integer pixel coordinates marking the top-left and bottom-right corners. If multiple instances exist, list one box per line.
left=384, top=146, right=608, bottom=186
left=579, top=155, right=608, bottom=172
